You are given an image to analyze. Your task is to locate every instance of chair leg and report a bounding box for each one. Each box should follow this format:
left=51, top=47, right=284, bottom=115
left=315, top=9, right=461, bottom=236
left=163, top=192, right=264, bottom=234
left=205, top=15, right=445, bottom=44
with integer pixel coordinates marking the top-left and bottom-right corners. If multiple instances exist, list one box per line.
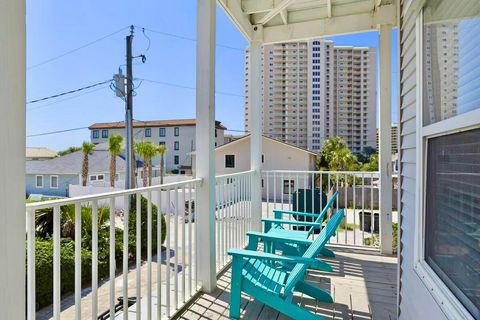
left=320, top=247, right=335, bottom=257
left=230, top=258, right=243, bottom=319
left=295, top=280, right=334, bottom=303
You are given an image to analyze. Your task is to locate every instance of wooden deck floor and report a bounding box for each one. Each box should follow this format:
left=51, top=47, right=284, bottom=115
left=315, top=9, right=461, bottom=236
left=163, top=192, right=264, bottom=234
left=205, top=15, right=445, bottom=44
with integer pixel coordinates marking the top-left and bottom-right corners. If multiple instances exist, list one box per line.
left=175, top=248, right=398, bottom=320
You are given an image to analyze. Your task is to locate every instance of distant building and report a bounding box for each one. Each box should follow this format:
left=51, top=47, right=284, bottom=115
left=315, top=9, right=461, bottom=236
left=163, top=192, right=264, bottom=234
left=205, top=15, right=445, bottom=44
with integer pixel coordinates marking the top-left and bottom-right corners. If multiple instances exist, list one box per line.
left=26, top=144, right=126, bottom=197
left=88, top=119, right=227, bottom=173
left=224, top=134, right=244, bottom=144
left=26, top=147, right=57, bottom=160
left=244, top=39, right=377, bottom=153
left=376, top=124, right=398, bottom=154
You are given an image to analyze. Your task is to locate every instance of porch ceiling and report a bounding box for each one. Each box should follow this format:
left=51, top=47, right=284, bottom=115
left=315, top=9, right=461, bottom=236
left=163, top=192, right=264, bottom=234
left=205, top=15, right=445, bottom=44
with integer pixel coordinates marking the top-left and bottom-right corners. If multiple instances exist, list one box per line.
left=218, top=0, right=396, bottom=43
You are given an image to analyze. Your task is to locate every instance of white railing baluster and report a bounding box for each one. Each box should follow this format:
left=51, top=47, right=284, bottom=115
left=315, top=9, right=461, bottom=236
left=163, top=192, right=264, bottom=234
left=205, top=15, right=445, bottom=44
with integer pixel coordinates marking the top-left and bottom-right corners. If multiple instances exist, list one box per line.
left=27, top=209, right=35, bottom=320
left=136, top=194, right=141, bottom=320
left=174, top=186, right=179, bottom=311
left=353, top=174, right=356, bottom=245
left=147, top=191, right=152, bottom=320
left=92, top=200, right=98, bottom=319
left=123, top=195, right=129, bottom=320
left=75, top=202, right=82, bottom=320
left=345, top=173, right=348, bottom=245
left=156, top=189, right=162, bottom=320
left=188, top=183, right=193, bottom=297
left=165, top=188, right=171, bottom=318
left=266, top=171, right=269, bottom=217
left=273, top=171, right=277, bottom=212
left=181, top=185, right=186, bottom=304
left=53, top=205, right=61, bottom=320
left=362, top=173, right=365, bottom=245
left=109, top=197, right=116, bottom=319
left=371, top=172, right=374, bottom=246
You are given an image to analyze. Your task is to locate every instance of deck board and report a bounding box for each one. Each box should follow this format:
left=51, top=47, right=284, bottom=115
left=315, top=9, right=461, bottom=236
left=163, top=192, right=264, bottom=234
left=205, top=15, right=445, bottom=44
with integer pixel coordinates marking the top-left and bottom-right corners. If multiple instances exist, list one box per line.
left=175, top=248, right=397, bottom=320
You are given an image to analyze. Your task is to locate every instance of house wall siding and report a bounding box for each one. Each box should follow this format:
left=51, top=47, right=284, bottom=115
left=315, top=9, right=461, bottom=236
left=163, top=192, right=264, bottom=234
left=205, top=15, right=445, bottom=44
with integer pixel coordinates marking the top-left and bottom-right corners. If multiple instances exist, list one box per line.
left=398, top=0, right=448, bottom=318
left=26, top=174, right=79, bottom=197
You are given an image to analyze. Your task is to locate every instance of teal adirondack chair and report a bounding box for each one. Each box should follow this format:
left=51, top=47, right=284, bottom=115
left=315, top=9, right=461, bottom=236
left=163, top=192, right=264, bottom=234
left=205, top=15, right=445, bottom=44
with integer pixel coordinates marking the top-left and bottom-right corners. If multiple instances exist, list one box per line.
left=228, top=209, right=345, bottom=320
left=259, top=191, right=338, bottom=258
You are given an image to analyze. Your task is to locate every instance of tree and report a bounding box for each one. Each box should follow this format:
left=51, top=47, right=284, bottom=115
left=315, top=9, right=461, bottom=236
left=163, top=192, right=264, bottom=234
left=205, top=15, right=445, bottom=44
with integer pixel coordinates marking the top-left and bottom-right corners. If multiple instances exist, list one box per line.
left=157, top=144, right=167, bottom=185
left=134, top=141, right=158, bottom=186
left=362, top=153, right=379, bottom=171
left=81, top=142, right=95, bottom=186
left=108, top=134, right=123, bottom=187
left=58, top=146, right=81, bottom=157
left=317, top=137, right=359, bottom=171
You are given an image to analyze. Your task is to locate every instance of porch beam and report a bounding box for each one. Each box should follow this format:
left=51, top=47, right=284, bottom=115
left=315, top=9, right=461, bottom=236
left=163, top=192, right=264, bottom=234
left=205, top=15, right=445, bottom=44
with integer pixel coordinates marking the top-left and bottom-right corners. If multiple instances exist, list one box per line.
left=262, top=3, right=396, bottom=43
left=257, top=0, right=296, bottom=25
left=378, top=24, right=393, bottom=255
left=249, top=26, right=264, bottom=232
left=280, top=9, right=288, bottom=24
left=327, top=0, right=332, bottom=18
left=218, top=0, right=254, bottom=40
left=196, top=0, right=217, bottom=292
left=242, top=0, right=275, bottom=14
left=0, top=0, right=26, bottom=319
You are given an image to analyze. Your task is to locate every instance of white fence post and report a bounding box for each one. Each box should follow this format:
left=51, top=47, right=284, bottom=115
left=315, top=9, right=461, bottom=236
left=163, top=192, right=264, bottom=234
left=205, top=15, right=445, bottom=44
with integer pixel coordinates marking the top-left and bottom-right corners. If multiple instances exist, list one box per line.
left=195, top=0, right=217, bottom=292
left=379, top=24, right=393, bottom=254
left=0, top=1, right=26, bottom=319
left=249, top=27, right=264, bottom=232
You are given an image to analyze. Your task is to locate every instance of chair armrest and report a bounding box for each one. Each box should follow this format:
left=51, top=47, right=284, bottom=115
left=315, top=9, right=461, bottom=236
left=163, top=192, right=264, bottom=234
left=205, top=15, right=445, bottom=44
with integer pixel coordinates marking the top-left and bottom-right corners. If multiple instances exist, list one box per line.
left=262, top=218, right=321, bottom=228
left=273, top=209, right=320, bottom=219
left=228, top=248, right=330, bottom=271
left=247, top=231, right=313, bottom=246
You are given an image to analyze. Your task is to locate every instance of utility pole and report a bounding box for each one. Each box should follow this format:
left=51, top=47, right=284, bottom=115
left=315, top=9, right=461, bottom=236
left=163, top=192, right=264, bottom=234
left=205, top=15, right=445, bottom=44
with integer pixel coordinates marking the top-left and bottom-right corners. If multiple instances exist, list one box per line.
left=125, top=25, right=135, bottom=190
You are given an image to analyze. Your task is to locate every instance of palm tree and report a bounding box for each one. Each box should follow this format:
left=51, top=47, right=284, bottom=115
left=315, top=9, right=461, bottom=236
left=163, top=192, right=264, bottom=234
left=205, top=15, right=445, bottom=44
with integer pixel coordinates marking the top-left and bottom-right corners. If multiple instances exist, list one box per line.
left=108, top=134, right=123, bottom=187
left=81, top=142, right=95, bottom=186
left=134, top=141, right=158, bottom=186
left=157, top=144, right=167, bottom=184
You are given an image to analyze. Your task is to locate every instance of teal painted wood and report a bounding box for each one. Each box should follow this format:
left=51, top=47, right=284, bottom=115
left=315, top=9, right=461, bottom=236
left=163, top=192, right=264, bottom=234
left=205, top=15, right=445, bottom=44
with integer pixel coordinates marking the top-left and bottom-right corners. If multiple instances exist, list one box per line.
left=227, top=209, right=345, bottom=320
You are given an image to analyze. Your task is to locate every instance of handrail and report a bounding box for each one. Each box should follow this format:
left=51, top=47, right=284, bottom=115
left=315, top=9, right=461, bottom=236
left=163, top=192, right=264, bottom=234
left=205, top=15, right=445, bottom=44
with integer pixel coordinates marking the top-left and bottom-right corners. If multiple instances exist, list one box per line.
left=26, top=178, right=203, bottom=210
left=215, top=169, right=255, bottom=179
left=262, top=169, right=379, bottom=175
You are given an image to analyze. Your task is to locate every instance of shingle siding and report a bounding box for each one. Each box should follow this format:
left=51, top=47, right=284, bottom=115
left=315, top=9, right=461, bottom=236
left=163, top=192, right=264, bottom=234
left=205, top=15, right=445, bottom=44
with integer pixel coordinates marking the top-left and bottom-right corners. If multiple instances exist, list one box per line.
left=398, top=0, right=448, bottom=318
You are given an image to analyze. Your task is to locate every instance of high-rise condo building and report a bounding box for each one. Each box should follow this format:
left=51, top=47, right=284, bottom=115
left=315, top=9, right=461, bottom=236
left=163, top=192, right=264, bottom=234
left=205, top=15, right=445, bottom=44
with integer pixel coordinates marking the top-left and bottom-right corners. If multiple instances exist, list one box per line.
left=244, top=39, right=376, bottom=153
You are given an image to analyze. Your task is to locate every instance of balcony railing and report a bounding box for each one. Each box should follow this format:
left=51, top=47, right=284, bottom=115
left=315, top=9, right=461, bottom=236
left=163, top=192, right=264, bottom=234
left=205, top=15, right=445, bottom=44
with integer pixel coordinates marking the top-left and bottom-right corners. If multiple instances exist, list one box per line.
left=26, top=171, right=255, bottom=320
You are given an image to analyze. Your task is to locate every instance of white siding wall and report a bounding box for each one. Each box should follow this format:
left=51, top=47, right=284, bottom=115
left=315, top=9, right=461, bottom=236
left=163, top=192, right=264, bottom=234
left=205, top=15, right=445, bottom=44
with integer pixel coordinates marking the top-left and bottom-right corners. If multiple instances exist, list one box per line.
left=398, top=1, right=448, bottom=318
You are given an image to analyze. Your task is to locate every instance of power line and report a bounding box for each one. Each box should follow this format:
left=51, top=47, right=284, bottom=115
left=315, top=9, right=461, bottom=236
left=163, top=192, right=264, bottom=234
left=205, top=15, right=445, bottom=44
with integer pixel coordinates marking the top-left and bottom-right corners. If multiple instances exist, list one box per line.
left=27, top=26, right=130, bottom=70
left=136, top=26, right=244, bottom=52
left=27, top=79, right=112, bottom=104
left=27, top=126, right=89, bottom=138
left=138, top=78, right=244, bottom=98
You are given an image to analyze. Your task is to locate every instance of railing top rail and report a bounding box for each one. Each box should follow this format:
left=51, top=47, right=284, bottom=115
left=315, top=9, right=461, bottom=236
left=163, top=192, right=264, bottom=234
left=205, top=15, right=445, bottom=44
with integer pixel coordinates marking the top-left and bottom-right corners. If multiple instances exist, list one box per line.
left=215, top=169, right=255, bottom=179
left=262, top=170, right=379, bottom=175
left=26, top=178, right=203, bottom=210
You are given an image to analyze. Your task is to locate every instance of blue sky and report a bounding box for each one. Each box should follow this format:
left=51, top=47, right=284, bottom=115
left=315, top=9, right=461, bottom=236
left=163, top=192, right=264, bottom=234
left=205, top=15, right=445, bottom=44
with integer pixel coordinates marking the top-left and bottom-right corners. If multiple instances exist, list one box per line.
left=26, top=0, right=397, bottom=151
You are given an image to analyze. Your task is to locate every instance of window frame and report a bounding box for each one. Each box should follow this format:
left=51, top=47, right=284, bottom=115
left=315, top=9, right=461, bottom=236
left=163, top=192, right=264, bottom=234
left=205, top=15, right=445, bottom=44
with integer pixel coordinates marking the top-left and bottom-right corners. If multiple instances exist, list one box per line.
left=174, top=155, right=179, bottom=165
left=225, top=154, right=235, bottom=168
left=159, top=127, right=166, bottom=137
left=145, top=128, right=151, bottom=137
left=50, top=175, right=58, bottom=189
left=92, top=130, right=99, bottom=139
left=174, top=127, right=179, bottom=136
left=35, top=175, right=43, bottom=188
left=174, top=141, right=179, bottom=151
left=413, top=10, right=480, bottom=319
left=101, top=129, right=109, bottom=138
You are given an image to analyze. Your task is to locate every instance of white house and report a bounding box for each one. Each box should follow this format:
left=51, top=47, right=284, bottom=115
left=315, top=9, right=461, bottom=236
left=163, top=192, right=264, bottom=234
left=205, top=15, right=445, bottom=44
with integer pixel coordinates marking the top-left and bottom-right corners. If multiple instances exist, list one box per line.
left=192, top=135, right=317, bottom=199
left=89, top=119, right=227, bottom=173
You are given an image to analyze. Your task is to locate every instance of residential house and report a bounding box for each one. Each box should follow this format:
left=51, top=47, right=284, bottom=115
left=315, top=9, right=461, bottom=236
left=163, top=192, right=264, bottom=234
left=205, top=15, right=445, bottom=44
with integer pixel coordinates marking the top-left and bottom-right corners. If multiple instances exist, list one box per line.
left=88, top=119, right=227, bottom=173
left=25, top=147, right=57, bottom=160
left=26, top=144, right=126, bottom=197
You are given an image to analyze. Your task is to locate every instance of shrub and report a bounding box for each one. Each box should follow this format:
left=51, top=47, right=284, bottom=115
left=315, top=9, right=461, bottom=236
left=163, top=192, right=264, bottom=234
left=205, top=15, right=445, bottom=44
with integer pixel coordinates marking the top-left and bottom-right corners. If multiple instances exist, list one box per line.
left=128, top=195, right=167, bottom=259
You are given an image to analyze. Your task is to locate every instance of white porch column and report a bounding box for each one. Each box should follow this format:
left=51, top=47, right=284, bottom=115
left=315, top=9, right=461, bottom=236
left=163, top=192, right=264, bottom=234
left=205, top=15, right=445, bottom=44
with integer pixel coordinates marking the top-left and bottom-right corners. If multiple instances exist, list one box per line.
left=379, top=24, right=393, bottom=254
left=0, top=0, right=26, bottom=318
left=249, top=26, right=264, bottom=232
left=195, top=0, right=217, bottom=292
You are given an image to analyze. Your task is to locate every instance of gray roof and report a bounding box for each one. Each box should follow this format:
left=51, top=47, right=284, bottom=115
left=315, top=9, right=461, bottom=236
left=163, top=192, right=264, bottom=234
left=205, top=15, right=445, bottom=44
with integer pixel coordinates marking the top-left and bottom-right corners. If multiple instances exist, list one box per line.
left=26, top=145, right=126, bottom=175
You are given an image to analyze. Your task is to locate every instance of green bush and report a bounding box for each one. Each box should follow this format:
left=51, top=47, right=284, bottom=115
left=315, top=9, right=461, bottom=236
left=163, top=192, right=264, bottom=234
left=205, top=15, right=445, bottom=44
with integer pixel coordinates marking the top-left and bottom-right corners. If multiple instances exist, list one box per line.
left=364, top=222, right=398, bottom=253
left=128, top=195, right=167, bottom=259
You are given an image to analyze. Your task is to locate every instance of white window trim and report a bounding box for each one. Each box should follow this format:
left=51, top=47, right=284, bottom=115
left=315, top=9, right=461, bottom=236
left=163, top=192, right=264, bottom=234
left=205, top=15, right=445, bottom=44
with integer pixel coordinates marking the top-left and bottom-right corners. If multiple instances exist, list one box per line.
left=50, top=175, right=59, bottom=189
left=35, top=175, right=43, bottom=188
left=97, top=174, right=104, bottom=181
left=413, top=10, right=478, bottom=320
left=224, top=154, right=236, bottom=169
left=89, top=175, right=97, bottom=181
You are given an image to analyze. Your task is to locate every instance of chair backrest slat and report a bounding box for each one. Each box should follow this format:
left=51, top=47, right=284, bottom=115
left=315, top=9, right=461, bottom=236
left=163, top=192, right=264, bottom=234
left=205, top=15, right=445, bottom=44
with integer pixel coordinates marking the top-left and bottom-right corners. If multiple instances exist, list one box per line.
left=306, top=191, right=339, bottom=237
left=283, top=209, right=345, bottom=296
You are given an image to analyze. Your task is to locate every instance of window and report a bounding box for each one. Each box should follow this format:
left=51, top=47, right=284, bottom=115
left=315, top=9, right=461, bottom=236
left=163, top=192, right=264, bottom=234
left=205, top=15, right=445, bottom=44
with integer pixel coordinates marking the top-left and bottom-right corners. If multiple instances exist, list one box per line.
left=97, top=174, right=104, bottom=181
left=261, top=154, right=265, bottom=163
left=225, top=155, right=235, bottom=168
left=417, top=2, right=480, bottom=317
left=283, top=180, right=294, bottom=194
left=92, top=130, right=99, bottom=139
left=174, top=155, right=179, bottom=165
left=174, top=127, right=179, bottom=136
left=50, top=175, right=58, bottom=189
left=101, top=130, right=109, bottom=138
left=159, top=127, right=166, bottom=137
left=90, top=175, right=97, bottom=181
left=174, top=141, right=179, bottom=150
left=159, top=141, right=165, bottom=146
left=145, top=128, right=151, bottom=137
left=35, top=175, right=43, bottom=188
